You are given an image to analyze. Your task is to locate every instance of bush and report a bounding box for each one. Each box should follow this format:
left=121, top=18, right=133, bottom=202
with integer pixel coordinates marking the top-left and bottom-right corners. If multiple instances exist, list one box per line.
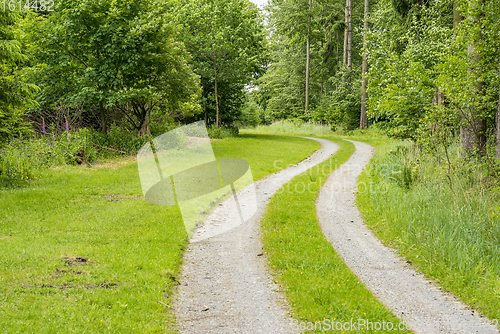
left=207, top=126, right=239, bottom=139
left=0, top=138, right=51, bottom=187
left=91, top=125, right=149, bottom=156
left=239, top=99, right=261, bottom=127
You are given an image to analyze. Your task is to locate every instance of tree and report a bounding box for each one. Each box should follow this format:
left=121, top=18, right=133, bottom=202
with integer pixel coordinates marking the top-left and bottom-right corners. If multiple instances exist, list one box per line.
left=497, top=71, right=500, bottom=158
left=343, top=0, right=353, bottom=70
left=0, top=10, right=38, bottom=144
left=24, top=0, right=200, bottom=136
left=305, top=0, right=313, bottom=113
left=360, top=0, right=369, bottom=129
left=459, top=0, right=486, bottom=155
left=177, top=0, right=266, bottom=128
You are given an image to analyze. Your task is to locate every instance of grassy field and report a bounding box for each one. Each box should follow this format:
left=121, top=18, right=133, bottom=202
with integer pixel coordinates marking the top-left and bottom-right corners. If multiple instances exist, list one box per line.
left=0, top=134, right=319, bottom=333
left=261, top=136, right=411, bottom=333
left=351, top=134, right=500, bottom=328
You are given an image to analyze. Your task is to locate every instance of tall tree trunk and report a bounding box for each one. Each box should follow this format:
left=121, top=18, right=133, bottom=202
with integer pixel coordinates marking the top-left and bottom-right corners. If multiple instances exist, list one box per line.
left=360, top=0, right=369, bottom=129
left=347, top=0, right=352, bottom=71
left=99, top=102, right=107, bottom=135
left=213, top=58, right=220, bottom=128
left=138, top=109, right=151, bottom=137
left=453, top=1, right=463, bottom=28
left=305, top=0, right=312, bottom=113
left=496, top=67, right=500, bottom=159
left=343, top=0, right=348, bottom=65
left=462, top=7, right=486, bottom=156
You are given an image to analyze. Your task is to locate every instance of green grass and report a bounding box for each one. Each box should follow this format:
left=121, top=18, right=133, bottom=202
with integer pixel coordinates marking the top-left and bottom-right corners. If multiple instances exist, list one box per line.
left=352, top=133, right=500, bottom=328
left=261, top=136, right=411, bottom=333
left=247, top=120, right=333, bottom=137
left=0, top=134, right=319, bottom=333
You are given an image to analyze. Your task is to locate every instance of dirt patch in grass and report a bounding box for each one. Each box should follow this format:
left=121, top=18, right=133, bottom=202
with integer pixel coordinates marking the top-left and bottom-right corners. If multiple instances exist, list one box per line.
left=63, top=256, right=89, bottom=266
left=0, top=235, right=12, bottom=240
left=53, top=269, right=88, bottom=277
left=90, top=156, right=136, bottom=169
left=102, top=194, right=142, bottom=201
left=22, top=283, right=117, bottom=290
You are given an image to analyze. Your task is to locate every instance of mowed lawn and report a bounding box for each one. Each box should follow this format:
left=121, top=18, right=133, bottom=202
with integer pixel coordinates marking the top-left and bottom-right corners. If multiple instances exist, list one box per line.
left=0, top=134, right=319, bottom=333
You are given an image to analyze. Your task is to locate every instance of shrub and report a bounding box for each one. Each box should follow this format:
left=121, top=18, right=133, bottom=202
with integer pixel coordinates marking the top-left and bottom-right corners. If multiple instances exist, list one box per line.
left=207, top=126, right=239, bottom=139
left=0, top=138, right=50, bottom=187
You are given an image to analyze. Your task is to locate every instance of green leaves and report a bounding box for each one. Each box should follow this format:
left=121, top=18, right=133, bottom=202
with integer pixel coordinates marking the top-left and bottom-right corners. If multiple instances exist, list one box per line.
left=176, top=0, right=266, bottom=126
left=0, top=10, right=39, bottom=145
left=23, top=0, right=200, bottom=134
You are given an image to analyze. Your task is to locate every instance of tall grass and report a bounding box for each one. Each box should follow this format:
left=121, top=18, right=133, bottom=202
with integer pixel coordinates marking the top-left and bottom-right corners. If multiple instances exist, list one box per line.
left=249, top=120, right=333, bottom=136
left=356, top=137, right=500, bottom=323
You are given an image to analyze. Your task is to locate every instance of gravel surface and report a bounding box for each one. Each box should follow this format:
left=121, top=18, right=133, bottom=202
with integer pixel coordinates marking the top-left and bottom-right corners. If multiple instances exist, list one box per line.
left=173, top=138, right=339, bottom=333
left=316, top=139, right=499, bottom=334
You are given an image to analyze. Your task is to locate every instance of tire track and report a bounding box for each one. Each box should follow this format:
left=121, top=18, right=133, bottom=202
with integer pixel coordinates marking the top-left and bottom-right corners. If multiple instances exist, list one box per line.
left=173, top=138, right=339, bottom=333
left=316, top=140, right=498, bottom=334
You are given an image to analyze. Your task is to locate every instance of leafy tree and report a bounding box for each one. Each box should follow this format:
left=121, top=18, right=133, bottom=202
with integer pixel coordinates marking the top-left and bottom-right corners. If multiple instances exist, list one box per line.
left=261, top=0, right=363, bottom=127
left=360, top=0, right=369, bottom=129
left=23, top=0, right=200, bottom=135
left=367, top=0, right=452, bottom=139
left=176, top=0, right=266, bottom=128
left=0, top=10, right=38, bottom=144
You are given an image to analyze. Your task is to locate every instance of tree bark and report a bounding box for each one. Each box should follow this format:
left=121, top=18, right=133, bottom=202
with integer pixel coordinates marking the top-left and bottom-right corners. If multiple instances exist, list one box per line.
left=347, top=0, right=352, bottom=71
left=305, top=0, right=312, bottom=113
left=213, top=58, right=220, bottom=128
left=496, top=67, right=500, bottom=159
left=453, top=1, right=463, bottom=29
left=343, top=0, right=348, bottom=65
left=138, top=108, right=151, bottom=137
left=462, top=7, right=486, bottom=156
left=99, top=101, right=107, bottom=135
left=360, top=0, right=369, bottom=129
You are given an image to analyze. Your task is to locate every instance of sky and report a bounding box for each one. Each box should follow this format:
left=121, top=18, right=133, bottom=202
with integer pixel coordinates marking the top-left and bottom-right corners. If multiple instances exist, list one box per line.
left=249, top=0, right=267, bottom=8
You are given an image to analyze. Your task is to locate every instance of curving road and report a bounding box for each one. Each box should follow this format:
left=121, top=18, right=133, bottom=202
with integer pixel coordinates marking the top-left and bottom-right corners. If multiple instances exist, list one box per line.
left=173, top=138, right=339, bottom=333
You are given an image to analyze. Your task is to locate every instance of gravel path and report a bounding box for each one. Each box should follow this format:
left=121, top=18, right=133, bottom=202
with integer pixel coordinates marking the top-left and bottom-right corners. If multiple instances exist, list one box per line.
left=316, top=139, right=499, bottom=334
left=173, top=138, right=339, bottom=333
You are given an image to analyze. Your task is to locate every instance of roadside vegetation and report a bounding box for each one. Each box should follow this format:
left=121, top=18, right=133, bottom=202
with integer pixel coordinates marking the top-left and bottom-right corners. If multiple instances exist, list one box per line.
left=0, top=134, right=319, bottom=333
left=261, top=136, right=411, bottom=333
left=2, top=0, right=500, bottom=331
left=354, top=134, right=500, bottom=324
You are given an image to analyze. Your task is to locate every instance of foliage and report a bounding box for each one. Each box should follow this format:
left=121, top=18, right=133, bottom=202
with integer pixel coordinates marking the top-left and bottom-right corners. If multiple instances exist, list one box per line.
left=238, top=94, right=262, bottom=127
left=367, top=0, right=452, bottom=139
left=0, top=10, right=39, bottom=145
left=356, top=135, right=500, bottom=323
left=207, top=126, right=239, bottom=139
left=260, top=0, right=362, bottom=125
left=0, top=138, right=46, bottom=187
left=323, top=66, right=362, bottom=130
left=176, top=0, right=266, bottom=127
left=22, top=0, right=200, bottom=135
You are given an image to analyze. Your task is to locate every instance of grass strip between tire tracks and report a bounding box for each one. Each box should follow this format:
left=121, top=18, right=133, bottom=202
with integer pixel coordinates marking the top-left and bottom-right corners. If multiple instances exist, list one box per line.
left=261, top=137, right=412, bottom=333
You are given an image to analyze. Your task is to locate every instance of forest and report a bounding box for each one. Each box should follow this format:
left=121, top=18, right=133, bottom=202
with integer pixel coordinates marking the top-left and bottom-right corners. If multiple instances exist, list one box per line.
left=1, top=0, right=500, bottom=332
left=1, top=0, right=500, bottom=185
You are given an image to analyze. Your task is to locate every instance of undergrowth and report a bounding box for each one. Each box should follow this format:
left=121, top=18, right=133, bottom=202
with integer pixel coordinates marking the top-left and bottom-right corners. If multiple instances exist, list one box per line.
left=354, top=135, right=500, bottom=327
